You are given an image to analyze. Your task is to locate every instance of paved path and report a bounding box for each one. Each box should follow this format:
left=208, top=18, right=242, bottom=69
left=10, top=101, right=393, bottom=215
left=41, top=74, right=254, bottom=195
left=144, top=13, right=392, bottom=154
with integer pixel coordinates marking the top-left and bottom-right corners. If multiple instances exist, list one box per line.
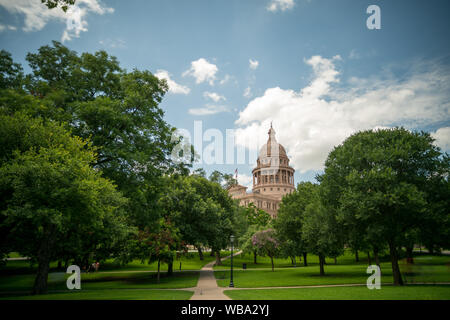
left=190, top=251, right=241, bottom=300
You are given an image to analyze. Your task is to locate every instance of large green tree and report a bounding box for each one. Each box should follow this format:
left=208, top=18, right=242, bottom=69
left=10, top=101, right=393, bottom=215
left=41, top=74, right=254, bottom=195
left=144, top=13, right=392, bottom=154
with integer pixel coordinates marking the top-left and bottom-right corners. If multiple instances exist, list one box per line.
left=1, top=43, right=192, bottom=269
left=0, top=114, right=127, bottom=294
left=319, top=128, right=448, bottom=285
left=273, top=182, right=317, bottom=267
left=159, top=174, right=238, bottom=265
left=302, top=195, right=344, bottom=276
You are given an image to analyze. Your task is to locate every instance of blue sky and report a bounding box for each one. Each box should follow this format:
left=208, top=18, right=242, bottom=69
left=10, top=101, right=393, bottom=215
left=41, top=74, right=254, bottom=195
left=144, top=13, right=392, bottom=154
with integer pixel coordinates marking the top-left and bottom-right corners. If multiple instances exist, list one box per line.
left=1, top=0, right=449, bottom=188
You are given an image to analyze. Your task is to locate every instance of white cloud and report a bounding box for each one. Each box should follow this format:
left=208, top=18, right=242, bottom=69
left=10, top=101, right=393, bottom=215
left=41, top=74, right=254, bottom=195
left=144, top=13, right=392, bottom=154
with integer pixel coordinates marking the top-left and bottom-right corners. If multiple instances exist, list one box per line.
left=237, top=173, right=253, bottom=189
left=432, top=127, right=450, bottom=152
left=249, top=59, right=259, bottom=70
left=188, top=104, right=229, bottom=116
left=0, top=0, right=113, bottom=42
left=235, top=56, right=450, bottom=173
left=99, top=38, right=126, bottom=49
left=267, top=0, right=295, bottom=12
left=243, top=87, right=252, bottom=98
left=203, top=91, right=226, bottom=102
left=220, top=74, right=231, bottom=85
left=155, top=69, right=190, bottom=95
left=182, top=58, right=218, bottom=85
left=0, top=24, right=17, bottom=31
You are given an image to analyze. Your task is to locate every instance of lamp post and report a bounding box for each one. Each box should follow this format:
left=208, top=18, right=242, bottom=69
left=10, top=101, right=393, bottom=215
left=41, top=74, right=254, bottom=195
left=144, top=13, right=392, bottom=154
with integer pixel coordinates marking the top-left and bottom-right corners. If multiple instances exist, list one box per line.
left=229, top=235, right=235, bottom=288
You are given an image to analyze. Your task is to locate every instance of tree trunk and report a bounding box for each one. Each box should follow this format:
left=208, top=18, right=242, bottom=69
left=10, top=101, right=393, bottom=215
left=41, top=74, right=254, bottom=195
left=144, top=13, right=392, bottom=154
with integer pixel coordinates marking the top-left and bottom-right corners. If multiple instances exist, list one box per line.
left=319, top=254, right=325, bottom=276
left=367, top=251, right=372, bottom=265
left=355, top=249, right=359, bottom=262
left=270, top=256, right=274, bottom=272
left=156, top=259, right=161, bottom=283
left=406, top=246, right=414, bottom=264
left=253, top=250, right=257, bottom=264
left=303, top=252, right=308, bottom=266
left=388, top=241, right=404, bottom=285
left=167, top=260, right=173, bottom=276
left=197, top=247, right=204, bottom=261
left=334, top=257, right=337, bottom=264
left=32, top=255, right=50, bottom=295
left=293, top=256, right=297, bottom=267
left=57, top=260, right=62, bottom=270
left=215, top=251, right=222, bottom=266
left=373, top=247, right=381, bottom=268
left=32, top=235, right=53, bottom=295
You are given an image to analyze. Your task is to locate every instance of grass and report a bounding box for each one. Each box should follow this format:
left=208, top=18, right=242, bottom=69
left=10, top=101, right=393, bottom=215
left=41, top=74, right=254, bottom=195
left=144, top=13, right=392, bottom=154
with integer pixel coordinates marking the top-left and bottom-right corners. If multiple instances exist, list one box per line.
left=1, top=251, right=228, bottom=275
left=0, top=250, right=235, bottom=299
left=0, top=270, right=199, bottom=294
left=0, top=289, right=193, bottom=300
left=100, top=251, right=230, bottom=272
left=224, top=285, right=450, bottom=300
left=215, top=253, right=450, bottom=288
left=214, top=250, right=391, bottom=270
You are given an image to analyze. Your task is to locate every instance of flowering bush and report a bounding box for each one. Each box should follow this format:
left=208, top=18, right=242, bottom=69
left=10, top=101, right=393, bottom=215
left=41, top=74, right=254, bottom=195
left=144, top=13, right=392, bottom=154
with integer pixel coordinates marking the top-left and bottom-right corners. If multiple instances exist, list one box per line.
left=252, top=229, right=280, bottom=271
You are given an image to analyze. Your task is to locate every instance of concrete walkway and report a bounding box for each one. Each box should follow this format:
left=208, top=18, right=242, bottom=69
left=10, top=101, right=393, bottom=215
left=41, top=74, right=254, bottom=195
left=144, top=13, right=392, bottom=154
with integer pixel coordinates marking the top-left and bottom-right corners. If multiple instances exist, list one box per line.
left=190, top=251, right=241, bottom=300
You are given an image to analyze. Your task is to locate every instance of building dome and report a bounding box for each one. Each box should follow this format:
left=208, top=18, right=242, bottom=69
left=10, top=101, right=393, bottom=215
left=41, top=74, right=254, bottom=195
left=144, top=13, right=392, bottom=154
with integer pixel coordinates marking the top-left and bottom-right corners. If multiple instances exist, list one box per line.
left=258, top=139, right=287, bottom=158
left=228, top=123, right=295, bottom=217
left=251, top=123, right=295, bottom=200
left=258, top=126, right=288, bottom=159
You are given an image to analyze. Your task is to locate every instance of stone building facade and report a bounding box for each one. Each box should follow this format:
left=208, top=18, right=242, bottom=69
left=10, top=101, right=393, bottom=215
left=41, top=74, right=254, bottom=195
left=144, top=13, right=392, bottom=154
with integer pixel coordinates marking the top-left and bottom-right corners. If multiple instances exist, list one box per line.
left=228, top=125, right=295, bottom=217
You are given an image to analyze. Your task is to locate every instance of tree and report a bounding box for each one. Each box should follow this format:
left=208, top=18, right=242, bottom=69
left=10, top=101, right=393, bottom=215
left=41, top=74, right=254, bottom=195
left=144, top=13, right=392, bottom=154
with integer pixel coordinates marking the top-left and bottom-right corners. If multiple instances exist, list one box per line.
left=2, top=44, right=192, bottom=273
left=0, top=114, right=127, bottom=294
left=237, top=203, right=271, bottom=264
left=134, top=218, right=182, bottom=283
left=302, top=196, right=344, bottom=276
left=22, top=42, right=190, bottom=233
left=252, top=229, right=280, bottom=271
left=0, top=50, right=23, bottom=90
left=273, top=182, right=317, bottom=267
left=319, top=128, right=448, bottom=285
left=159, top=174, right=238, bottom=265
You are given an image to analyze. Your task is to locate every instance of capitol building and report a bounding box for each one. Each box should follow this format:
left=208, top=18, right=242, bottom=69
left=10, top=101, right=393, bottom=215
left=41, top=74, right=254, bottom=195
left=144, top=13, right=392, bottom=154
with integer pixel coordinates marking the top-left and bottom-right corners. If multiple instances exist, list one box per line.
left=228, top=124, right=295, bottom=216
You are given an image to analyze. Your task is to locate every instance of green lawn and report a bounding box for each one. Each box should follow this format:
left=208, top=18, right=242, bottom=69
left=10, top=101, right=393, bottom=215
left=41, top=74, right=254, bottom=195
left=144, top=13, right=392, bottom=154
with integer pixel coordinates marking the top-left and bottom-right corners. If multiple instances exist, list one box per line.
left=224, top=285, right=450, bottom=300
left=214, top=250, right=391, bottom=270
left=0, top=270, right=199, bottom=294
left=1, top=289, right=193, bottom=300
left=215, top=254, right=450, bottom=288
left=1, top=251, right=228, bottom=275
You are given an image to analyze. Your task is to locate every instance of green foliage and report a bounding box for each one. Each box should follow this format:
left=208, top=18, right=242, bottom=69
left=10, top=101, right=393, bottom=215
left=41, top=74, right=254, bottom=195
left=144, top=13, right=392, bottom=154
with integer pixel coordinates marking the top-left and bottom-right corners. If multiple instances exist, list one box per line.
left=274, top=182, right=317, bottom=260
left=0, top=50, right=23, bottom=90
left=251, top=229, right=280, bottom=271
left=41, top=0, right=76, bottom=12
left=160, top=174, right=238, bottom=253
left=319, top=127, right=449, bottom=283
left=302, top=199, right=344, bottom=261
left=0, top=114, right=127, bottom=293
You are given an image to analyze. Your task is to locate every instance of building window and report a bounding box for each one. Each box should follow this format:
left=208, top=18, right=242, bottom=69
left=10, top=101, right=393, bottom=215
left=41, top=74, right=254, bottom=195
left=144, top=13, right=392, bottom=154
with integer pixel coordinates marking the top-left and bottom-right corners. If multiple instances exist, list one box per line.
left=270, top=188, right=273, bottom=191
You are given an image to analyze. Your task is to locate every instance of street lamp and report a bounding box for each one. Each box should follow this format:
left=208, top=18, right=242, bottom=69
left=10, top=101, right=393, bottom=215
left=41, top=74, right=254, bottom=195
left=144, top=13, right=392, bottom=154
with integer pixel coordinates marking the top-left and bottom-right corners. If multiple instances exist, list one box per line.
left=229, top=235, right=235, bottom=288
